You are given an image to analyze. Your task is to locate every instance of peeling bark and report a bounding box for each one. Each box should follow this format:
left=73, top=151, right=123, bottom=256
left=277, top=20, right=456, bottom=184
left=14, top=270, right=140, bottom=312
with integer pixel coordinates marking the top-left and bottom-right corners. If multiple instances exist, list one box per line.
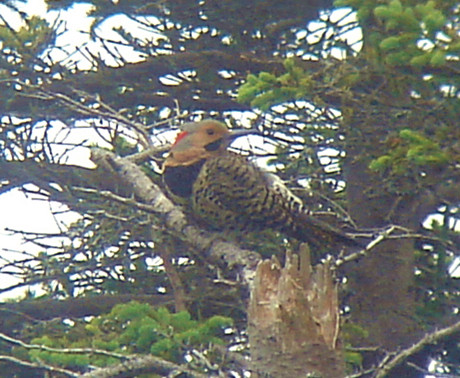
left=248, top=245, right=344, bottom=378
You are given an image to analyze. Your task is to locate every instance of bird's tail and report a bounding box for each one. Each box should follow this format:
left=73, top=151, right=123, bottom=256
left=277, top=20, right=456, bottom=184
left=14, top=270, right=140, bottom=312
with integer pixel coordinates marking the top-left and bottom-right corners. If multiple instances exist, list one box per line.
left=286, top=212, right=365, bottom=253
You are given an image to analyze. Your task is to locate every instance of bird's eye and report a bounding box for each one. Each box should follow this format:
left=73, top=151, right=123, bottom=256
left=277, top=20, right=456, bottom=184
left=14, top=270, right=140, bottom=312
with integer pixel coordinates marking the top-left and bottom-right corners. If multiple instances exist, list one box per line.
left=206, top=129, right=215, bottom=135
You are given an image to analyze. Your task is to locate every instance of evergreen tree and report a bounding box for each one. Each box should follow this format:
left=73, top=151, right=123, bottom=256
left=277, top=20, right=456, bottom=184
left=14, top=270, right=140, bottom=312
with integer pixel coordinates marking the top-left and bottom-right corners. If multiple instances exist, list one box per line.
left=0, top=0, right=458, bottom=376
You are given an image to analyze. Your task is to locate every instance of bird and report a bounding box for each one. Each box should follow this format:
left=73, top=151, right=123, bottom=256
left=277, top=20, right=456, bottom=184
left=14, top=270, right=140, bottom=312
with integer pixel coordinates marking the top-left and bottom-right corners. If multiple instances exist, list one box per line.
left=162, top=119, right=361, bottom=252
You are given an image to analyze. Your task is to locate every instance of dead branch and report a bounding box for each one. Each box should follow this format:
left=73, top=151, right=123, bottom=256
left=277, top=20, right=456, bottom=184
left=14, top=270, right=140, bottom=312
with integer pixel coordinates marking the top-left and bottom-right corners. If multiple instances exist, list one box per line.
left=80, top=354, right=208, bottom=378
left=0, top=294, right=174, bottom=324
left=0, top=355, right=78, bottom=377
left=0, top=331, right=126, bottom=359
left=90, top=148, right=261, bottom=285
left=157, top=240, right=188, bottom=312
left=334, top=225, right=453, bottom=268
left=6, top=79, right=151, bottom=148
left=373, top=320, right=460, bottom=378
left=0, top=331, right=207, bottom=378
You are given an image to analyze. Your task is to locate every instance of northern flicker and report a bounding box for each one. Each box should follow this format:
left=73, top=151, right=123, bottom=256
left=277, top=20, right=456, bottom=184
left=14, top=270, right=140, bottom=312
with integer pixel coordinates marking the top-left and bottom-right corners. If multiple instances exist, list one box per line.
left=163, top=119, right=361, bottom=251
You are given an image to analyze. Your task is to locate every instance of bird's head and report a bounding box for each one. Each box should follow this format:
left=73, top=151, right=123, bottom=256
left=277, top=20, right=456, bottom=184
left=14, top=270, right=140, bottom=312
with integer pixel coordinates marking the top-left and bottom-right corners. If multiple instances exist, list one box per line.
left=164, top=120, right=251, bottom=167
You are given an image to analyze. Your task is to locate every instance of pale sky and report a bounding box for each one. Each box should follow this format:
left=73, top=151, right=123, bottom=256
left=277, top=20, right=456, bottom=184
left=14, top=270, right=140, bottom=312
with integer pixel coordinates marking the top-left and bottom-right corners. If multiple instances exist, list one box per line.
left=0, top=1, right=456, bottom=299
left=0, top=1, right=102, bottom=297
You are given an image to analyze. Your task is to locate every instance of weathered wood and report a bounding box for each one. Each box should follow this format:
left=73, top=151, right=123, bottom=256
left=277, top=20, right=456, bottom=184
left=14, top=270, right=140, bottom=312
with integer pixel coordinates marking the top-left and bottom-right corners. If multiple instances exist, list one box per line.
left=248, top=244, right=344, bottom=378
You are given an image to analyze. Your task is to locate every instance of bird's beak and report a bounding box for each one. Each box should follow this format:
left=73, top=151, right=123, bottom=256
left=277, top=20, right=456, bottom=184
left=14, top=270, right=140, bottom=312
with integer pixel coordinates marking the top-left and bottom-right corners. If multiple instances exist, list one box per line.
left=226, top=128, right=258, bottom=142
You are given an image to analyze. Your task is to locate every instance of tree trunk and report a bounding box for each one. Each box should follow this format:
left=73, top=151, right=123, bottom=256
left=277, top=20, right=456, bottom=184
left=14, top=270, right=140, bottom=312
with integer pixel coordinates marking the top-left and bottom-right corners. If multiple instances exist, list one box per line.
left=248, top=245, right=345, bottom=377
left=343, top=112, right=423, bottom=375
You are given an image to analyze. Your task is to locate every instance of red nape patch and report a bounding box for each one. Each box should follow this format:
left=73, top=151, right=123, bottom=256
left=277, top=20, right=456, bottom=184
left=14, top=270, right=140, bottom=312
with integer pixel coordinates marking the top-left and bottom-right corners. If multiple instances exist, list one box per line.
left=172, top=131, right=188, bottom=146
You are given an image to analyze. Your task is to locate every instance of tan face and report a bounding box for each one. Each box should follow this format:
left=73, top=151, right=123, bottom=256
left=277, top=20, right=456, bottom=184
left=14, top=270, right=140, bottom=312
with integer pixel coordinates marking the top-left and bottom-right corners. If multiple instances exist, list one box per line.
left=164, top=120, right=230, bottom=167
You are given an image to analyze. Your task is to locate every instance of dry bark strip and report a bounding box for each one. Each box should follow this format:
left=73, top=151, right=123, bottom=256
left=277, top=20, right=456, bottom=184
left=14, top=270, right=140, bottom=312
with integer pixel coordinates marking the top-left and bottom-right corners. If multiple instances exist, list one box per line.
left=248, top=245, right=345, bottom=378
left=91, top=149, right=345, bottom=377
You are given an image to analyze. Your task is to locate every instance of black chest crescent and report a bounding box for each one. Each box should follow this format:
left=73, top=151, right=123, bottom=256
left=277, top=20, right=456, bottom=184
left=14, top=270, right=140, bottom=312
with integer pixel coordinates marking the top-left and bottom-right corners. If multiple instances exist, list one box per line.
left=163, top=159, right=205, bottom=198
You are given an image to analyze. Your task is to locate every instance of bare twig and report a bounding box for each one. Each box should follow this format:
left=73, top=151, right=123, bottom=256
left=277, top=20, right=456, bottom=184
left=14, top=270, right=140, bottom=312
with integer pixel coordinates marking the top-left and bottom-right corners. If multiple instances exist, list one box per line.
left=0, top=355, right=78, bottom=377
left=334, top=224, right=453, bottom=268
left=157, top=241, right=188, bottom=312
left=334, top=226, right=396, bottom=267
left=80, top=354, right=208, bottom=378
left=5, top=79, right=151, bottom=148
left=0, top=331, right=208, bottom=378
left=73, top=187, right=162, bottom=214
left=374, top=320, right=460, bottom=378
left=125, top=144, right=171, bottom=163
left=0, top=331, right=127, bottom=359
left=406, top=361, right=458, bottom=377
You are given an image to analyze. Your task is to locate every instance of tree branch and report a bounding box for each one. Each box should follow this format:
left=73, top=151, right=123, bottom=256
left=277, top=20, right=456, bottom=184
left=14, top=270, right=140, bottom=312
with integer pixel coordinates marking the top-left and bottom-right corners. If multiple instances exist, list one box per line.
left=0, top=294, right=174, bottom=325
left=80, top=354, right=208, bottom=378
left=90, top=148, right=261, bottom=285
left=0, top=355, right=78, bottom=377
left=334, top=225, right=453, bottom=268
left=10, top=80, right=151, bottom=148
left=374, top=320, right=460, bottom=378
left=0, top=331, right=207, bottom=378
left=0, top=331, right=126, bottom=359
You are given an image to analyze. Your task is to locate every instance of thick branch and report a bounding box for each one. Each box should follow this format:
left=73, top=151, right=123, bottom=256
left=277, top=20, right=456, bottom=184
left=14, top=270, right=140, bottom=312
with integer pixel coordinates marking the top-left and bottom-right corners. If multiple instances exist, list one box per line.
left=0, top=160, right=98, bottom=191
left=0, top=294, right=173, bottom=328
left=80, top=354, right=208, bottom=378
left=90, top=148, right=261, bottom=284
left=0, top=331, right=206, bottom=378
left=0, top=355, right=77, bottom=377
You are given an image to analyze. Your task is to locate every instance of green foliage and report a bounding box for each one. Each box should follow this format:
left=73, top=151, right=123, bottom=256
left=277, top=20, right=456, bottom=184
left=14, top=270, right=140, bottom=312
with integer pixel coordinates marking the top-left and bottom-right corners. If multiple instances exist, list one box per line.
left=374, top=0, right=421, bottom=33
left=345, top=348, right=364, bottom=371
left=335, top=0, right=457, bottom=69
left=342, top=322, right=369, bottom=371
left=369, top=129, right=449, bottom=176
left=414, top=213, right=459, bottom=325
left=0, top=16, right=53, bottom=69
left=334, top=0, right=374, bottom=22
left=29, top=336, right=91, bottom=367
left=374, top=0, right=446, bottom=67
left=113, top=136, right=139, bottom=157
left=1, top=0, right=459, bottom=376
left=18, top=302, right=232, bottom=369
left=237, top=58, right=313, bottom=110
left=342, top=321, right=369, bottom=340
